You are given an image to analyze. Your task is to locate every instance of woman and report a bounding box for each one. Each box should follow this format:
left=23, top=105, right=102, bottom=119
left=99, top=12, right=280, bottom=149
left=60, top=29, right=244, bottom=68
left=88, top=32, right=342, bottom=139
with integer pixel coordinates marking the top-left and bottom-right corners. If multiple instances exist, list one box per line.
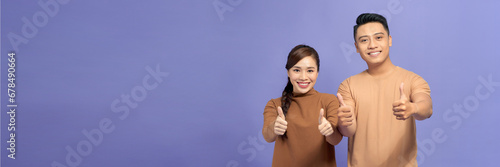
left=262, top=44, right=343, bottom=166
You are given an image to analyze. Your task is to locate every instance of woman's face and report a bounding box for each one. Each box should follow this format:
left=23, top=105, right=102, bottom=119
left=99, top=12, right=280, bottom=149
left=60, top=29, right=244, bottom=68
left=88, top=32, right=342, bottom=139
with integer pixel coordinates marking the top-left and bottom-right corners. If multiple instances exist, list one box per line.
left=287, top=56, right=318, bottom=95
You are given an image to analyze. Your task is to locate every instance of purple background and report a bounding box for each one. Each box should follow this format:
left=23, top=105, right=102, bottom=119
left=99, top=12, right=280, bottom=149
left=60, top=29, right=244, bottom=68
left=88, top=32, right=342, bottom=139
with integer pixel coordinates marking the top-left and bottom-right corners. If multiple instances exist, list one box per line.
left=1, top=0, right=499, bottom=166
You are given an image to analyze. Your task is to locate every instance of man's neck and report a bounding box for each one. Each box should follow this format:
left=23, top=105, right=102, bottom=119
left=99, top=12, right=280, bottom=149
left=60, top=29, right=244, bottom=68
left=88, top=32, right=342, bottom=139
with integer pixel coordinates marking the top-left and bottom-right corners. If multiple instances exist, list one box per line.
left=367, top=58, right=396, bottom=77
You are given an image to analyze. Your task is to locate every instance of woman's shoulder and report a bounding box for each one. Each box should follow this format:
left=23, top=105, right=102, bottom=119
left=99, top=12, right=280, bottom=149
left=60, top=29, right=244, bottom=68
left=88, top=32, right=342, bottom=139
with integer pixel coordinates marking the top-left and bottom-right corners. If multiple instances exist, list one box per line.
left=313, top=91, right=339, bottom=108
left=266, top=97, right=282, bottom=107
left=315, top=91, right=338, bottom=102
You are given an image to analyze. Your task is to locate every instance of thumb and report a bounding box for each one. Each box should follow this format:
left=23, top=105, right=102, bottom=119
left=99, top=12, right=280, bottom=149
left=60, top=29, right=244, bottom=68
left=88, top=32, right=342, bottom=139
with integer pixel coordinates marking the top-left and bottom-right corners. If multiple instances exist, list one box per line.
left=277, top=106, right=285, bottom=119
left=399, top=82, right=407, bottom=100
left=337, top=93, right=346, bottom=106
left=319, top=108, right=324, bottom=124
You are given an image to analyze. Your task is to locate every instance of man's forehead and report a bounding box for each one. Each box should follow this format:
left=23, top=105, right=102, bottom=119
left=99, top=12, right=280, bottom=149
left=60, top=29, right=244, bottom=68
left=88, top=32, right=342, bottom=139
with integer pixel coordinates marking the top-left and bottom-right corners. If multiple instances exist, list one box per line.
left=356, top=22, right=387, bottom=36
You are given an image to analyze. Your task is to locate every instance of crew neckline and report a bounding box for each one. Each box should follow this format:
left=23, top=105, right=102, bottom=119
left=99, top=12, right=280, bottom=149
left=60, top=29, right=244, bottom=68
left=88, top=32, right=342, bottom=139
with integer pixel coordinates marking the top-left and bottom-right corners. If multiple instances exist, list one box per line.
left=293, top=88, right=318, bottom=97
left=366, top=66, right=399, bottom=79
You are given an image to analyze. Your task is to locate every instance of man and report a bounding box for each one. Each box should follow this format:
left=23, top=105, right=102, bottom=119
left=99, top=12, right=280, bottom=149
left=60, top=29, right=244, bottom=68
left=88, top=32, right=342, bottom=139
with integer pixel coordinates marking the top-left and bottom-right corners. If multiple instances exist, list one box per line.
left=337, top=13, right=433, bottom=167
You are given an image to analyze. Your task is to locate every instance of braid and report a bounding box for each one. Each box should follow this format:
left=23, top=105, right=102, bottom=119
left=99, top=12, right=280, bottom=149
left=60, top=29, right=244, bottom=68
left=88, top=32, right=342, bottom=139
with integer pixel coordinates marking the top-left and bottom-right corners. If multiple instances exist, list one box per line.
left=281, top=78, right=294, bottom=116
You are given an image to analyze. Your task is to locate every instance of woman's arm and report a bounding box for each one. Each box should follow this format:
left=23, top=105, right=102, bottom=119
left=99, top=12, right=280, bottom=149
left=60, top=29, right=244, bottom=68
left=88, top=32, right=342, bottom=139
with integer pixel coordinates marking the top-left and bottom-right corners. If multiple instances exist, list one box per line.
left=263, top=119, right=278, bottom=142
left=262, top=100, right=287, bottom=142
left=325, top=130, right=343, bottom=145
left=321, top=96, right=344, bottom=145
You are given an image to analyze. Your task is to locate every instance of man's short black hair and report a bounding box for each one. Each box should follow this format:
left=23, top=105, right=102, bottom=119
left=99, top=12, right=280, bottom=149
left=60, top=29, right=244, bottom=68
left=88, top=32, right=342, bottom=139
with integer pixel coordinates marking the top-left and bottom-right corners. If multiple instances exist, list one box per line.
left=353, top=13, right=390, bottom=41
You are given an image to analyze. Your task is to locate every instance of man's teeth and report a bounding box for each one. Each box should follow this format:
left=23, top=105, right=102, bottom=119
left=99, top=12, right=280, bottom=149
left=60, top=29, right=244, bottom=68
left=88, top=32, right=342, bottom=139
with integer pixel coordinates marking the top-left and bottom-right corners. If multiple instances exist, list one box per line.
left=369, top=51, right=381, bottom=55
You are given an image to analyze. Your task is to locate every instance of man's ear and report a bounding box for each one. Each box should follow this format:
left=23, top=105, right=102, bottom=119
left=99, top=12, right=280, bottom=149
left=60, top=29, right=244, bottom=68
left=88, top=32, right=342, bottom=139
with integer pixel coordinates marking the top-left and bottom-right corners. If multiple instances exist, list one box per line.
left=388, top=35, right=392, bottom=47
left=354, top=42, right=360, bottom=53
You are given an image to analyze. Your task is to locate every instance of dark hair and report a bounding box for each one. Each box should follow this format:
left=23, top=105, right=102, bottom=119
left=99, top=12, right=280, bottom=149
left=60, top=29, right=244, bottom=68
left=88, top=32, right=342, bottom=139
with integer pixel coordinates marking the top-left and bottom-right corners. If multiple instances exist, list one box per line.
left=353, top=13, right=390, bottom=41
left=281, top=44, right=320, bottom=117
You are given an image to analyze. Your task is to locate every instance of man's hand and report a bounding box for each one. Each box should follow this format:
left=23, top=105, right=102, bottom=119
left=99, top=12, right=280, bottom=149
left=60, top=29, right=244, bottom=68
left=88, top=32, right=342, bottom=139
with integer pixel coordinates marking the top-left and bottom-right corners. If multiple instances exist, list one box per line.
left=337, top=93, right=354, bottom=127
left=393, top=83, right=418, bottom=120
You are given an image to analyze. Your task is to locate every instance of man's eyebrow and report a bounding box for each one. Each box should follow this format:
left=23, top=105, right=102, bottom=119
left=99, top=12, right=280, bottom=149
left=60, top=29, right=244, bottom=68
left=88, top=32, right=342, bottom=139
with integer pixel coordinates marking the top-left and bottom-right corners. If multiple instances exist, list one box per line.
left=357, top=35, right=368, bottom=41
left=357, top=32, right=386, bottom=41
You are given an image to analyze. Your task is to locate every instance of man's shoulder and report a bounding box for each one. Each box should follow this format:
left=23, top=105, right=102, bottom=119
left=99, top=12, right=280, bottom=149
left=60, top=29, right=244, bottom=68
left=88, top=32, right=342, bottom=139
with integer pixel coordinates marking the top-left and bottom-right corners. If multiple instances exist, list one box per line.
left=395, top=66, right=425, bottom=79
left=342, top=70, right=370, bottom=83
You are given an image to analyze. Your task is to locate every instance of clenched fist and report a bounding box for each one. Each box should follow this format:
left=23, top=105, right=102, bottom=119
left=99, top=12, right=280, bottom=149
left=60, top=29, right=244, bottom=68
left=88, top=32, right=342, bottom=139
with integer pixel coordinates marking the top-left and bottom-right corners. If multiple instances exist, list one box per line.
left=337, top=93, right=354, bottom=127
left=393, top=83, right=417, bottom=120
left=274, top=106, right=288, bottom=135
left=318, top=108, right=333, bottom=136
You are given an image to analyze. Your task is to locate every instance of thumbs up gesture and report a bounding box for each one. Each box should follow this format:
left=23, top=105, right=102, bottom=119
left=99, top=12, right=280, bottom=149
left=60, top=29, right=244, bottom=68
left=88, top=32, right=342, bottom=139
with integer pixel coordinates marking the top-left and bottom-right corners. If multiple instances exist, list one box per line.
left=393, top=83, right=417, bottom=120
left=337, top=93, right=354, bottom=127
left=274, top=106, right=288, bottom=135
left=318, top=108, right=333, bottom=136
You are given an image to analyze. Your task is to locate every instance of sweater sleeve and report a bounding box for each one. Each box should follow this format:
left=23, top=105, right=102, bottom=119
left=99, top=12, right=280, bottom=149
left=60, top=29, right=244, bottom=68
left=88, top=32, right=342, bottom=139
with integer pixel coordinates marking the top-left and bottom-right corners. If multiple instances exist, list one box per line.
left=325, top=94, right=343, bottom=145
left=262, top=99, right=279, bottom=142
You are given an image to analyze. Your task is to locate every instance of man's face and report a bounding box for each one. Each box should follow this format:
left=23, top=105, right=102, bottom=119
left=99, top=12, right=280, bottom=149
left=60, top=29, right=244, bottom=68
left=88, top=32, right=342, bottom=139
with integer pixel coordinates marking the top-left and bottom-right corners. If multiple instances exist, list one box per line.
left=354, top=22, right=392, bottom=66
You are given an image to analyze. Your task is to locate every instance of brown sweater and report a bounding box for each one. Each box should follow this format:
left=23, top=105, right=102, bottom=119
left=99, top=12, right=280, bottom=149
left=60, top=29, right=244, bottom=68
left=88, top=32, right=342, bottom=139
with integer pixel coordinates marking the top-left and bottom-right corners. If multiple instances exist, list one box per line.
left=262, top=89, right=342, bottom=167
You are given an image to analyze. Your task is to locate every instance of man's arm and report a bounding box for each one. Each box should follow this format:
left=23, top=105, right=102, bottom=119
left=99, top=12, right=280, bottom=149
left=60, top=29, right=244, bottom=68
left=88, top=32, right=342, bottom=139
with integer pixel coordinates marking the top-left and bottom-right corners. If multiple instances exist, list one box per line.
left=393, top=83, right=433, bottom=121
left=337, top=93, right=357, bottom=137
left=411, top=93, right=433, bottom=120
